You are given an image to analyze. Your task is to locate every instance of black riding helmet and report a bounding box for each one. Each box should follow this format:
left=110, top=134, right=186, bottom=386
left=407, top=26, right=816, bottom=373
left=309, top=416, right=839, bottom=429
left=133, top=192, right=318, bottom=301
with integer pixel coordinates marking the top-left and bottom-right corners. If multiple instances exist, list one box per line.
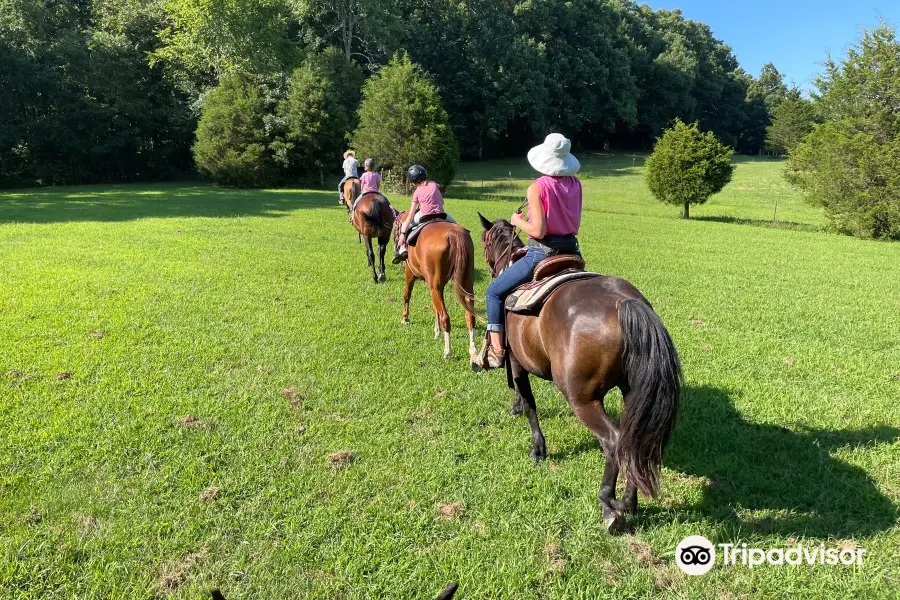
left=406, top=164, right=427, bottom=184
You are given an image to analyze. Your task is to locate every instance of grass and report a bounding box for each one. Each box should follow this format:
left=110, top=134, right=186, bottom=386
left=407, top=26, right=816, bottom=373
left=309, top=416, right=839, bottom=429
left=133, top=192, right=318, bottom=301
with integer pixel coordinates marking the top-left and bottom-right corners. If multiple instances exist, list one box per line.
left=0, top=155, right=898, bottom=599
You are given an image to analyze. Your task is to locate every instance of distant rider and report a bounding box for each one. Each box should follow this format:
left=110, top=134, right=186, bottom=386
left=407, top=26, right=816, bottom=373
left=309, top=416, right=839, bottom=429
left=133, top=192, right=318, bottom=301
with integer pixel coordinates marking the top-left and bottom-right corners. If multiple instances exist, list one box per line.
left=338, top=149, right=360, bottom=204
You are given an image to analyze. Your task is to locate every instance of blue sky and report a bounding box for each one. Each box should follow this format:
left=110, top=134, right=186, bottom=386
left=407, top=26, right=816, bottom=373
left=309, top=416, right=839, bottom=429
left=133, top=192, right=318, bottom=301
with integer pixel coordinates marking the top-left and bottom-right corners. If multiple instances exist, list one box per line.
left=642, top=1, right=900, bottom=91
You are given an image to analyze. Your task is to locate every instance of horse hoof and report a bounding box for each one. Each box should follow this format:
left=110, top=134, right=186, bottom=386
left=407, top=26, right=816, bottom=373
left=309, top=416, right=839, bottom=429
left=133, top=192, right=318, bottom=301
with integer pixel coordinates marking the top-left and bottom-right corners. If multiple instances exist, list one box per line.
left=470, top=361, right=483, bottom=373
left=401, top=319, right=410, bottom=326
left=378, top=274, right=386, bottom=283
left=529, top=448, right=546, bottom=462
left=509, top=406, right=523, bottom=417
left=603, top=511, right=626, bottom=535
left=443, top=352, right=452, bottom=360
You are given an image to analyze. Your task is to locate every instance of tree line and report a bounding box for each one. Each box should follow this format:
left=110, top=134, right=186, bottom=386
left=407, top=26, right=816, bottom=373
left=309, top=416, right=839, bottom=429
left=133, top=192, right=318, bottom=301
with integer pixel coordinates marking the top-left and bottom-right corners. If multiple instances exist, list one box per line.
left=2, top=0, right=797, bottom=188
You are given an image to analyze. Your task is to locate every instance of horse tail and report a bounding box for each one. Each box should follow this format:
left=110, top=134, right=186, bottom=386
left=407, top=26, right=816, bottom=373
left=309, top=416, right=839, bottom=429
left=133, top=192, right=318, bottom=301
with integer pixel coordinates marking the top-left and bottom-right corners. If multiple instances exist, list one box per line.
left=361, top=194, right=381, bottom=226
left=616, top=298, right=681, bottom=497
left=446, top=226, right=476, bottom=313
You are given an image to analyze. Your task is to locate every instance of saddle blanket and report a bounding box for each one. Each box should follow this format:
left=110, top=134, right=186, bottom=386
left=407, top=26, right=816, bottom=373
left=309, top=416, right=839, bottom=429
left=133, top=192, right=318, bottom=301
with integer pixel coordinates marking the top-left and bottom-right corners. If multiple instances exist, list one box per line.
left=505, top=270, right=601, bottom=314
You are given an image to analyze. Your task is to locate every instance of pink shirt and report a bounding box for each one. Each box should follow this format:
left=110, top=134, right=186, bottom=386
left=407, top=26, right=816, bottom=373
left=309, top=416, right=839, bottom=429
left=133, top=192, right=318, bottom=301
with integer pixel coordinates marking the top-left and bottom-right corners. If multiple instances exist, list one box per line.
left=534, top=175, right=581, bottom=237
left=413, top=181, right=444, bottom=216
left=360, top=171, right=381, bottom=193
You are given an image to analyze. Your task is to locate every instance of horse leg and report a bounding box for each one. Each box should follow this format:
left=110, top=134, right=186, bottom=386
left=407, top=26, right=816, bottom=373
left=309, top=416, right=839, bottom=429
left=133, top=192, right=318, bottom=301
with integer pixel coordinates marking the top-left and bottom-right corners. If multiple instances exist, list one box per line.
left=434, top=311, right=441, bottom=339
left=569, top=390, right=625, bottom=533
left=430, top=284, right=451, bottom=360
left=377, top=236, right=387, bottom=282
left=364, top=235, right=377, bottom=283
left=401, top=265, right=415, bottom=325
left=511, top=357, right=546, bottom=460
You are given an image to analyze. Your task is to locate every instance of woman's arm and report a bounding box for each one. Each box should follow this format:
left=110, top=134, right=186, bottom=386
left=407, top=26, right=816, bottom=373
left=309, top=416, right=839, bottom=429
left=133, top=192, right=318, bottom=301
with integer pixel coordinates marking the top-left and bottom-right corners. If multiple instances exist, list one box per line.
left=511, top=183, right=546, bottom=239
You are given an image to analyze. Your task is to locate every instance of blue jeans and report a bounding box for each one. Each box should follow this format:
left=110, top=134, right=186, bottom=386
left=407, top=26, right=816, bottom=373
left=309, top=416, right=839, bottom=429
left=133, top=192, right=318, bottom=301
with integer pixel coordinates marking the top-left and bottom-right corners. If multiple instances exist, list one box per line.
left=485, top=245, right=548, bottom=332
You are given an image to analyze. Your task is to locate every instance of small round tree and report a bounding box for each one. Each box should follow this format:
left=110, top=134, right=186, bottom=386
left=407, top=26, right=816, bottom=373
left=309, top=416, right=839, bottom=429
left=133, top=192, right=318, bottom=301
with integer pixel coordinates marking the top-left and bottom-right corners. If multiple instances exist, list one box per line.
left=352, top=53, right=458, bottom=192
left=193, top=75, right=276, bottom=188
left=645, top=120, right=735, bottom=219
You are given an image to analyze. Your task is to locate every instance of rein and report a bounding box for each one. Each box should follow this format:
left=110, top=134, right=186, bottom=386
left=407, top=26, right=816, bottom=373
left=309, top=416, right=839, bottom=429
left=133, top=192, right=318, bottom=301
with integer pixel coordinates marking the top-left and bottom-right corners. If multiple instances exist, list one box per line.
left=484, top=222, right=524, bottom=278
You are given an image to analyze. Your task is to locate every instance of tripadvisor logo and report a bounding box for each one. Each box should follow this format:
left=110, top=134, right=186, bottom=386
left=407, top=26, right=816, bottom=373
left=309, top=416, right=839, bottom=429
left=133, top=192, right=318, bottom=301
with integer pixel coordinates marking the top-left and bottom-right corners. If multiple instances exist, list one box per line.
left=675, top=535, right=867, bottom=575
left=676, top=536, right=716, bottom=575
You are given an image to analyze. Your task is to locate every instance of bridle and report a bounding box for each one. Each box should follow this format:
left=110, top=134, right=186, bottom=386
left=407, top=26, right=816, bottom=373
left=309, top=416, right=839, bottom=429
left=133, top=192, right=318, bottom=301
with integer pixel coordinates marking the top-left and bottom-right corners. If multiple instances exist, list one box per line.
left=484, top=219, right=525, bottom=278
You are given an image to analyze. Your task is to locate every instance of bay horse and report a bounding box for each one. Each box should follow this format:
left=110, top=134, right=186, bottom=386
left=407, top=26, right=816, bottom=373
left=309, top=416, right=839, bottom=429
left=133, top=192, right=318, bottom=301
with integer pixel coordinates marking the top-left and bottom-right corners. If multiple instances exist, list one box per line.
left=351, top=192, right=395, bottom=283
left=395, top=213, right=478, bottom=361
left=477, top=214, right=681, bottom=532
left=340, top=177, right=361, bottom=212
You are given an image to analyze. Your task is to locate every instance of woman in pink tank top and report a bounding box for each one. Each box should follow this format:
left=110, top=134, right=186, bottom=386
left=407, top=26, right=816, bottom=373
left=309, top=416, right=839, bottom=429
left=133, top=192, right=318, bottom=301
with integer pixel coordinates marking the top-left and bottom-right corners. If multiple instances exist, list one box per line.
left=476, top=133, right=583, bottom=370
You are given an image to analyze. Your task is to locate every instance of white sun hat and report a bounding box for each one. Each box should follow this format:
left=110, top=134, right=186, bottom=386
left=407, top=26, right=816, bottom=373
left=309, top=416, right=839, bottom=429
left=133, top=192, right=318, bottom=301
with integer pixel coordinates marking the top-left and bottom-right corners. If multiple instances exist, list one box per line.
left=527, top=133, right=581, bottom=176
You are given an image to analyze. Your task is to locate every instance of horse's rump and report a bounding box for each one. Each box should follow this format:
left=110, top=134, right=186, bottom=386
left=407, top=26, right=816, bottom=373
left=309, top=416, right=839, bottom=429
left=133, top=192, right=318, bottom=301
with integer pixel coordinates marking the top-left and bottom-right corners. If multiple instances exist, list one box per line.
left=355, top=192, right=394, bottom=236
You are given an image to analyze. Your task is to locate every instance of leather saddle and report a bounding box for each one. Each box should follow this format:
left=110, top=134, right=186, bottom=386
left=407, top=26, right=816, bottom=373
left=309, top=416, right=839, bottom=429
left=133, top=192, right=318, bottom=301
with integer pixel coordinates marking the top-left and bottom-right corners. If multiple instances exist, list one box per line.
left=505, top=254, right=599, bottom=314
left=407, top=212, right=449, bottom=246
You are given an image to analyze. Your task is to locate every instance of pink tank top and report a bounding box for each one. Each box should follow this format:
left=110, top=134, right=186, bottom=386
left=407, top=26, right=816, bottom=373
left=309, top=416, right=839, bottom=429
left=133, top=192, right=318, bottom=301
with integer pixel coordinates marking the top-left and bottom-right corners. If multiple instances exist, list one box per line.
left=534, top=175, right=581, bottom=237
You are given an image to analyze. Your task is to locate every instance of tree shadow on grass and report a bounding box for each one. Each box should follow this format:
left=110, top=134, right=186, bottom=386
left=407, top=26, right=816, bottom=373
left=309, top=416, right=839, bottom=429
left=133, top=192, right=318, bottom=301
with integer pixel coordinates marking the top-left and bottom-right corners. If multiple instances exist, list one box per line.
left=0, top=184, right=338, bottom=224
left=657, top=385, right=898, bottom=538
left=692, top=215, right=821, bottom=233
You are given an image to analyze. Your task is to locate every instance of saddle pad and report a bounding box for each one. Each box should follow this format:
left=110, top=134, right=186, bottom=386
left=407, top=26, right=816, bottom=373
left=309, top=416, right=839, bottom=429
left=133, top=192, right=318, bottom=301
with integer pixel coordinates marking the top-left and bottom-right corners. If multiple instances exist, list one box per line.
left=505, top=270, right=601, bottom=314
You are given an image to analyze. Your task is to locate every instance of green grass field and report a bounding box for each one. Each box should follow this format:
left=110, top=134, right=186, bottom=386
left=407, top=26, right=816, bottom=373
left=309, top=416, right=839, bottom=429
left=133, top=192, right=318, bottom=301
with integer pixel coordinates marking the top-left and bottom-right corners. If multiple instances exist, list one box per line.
left=1, top=155, right=898, bottom=599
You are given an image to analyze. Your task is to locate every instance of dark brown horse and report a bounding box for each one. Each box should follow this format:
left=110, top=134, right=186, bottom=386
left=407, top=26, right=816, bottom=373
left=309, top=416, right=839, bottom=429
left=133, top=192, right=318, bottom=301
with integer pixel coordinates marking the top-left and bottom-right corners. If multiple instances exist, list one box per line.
left=395, top=213, right=477, bottom=361
left=340, top=177, right=361, bottom=212
left=477, top=214, right=681, bottom=532
left=351, top=192, right=395, bottom=283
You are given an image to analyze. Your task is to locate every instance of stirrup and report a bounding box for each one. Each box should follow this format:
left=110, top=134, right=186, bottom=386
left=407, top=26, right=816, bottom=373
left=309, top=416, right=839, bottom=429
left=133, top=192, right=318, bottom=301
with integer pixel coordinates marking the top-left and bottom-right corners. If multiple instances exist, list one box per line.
left=392, top=252, right=407, bottom=264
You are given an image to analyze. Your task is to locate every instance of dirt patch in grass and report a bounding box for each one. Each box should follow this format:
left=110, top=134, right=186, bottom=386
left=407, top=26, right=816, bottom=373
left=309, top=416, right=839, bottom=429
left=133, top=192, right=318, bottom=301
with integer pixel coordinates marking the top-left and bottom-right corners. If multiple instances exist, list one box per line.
left=178, top=415, right=210, bottom=429
left=327, top=450, right=354, bottom=469
left=199, top=486, right=220, bottom=503
left=438, top=501, right=464, bottom=520
left=154, top=549, right=208, bottom=596
left=547, top=543, right=565, bottom=575
left=281, top=387, right=304, bottom=407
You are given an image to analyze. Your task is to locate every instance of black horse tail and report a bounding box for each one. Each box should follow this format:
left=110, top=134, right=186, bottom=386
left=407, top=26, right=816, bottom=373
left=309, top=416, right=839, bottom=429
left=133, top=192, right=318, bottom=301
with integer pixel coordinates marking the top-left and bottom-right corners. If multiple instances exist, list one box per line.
left=446, top=226, right=476, bottom=313
left=616, top=298, right=681, bottom=497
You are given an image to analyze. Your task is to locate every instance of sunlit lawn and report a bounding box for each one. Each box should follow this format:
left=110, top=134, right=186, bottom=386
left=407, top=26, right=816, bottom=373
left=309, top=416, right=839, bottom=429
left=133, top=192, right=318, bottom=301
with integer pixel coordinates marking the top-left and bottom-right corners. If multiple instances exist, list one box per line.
left=1, top=155, right=897, bottom=598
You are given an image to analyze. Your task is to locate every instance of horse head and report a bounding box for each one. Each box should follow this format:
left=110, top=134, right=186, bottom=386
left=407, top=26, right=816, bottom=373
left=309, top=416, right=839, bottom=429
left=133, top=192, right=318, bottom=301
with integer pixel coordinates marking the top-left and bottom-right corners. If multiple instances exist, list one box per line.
left=478, top=213, right=524, bottom=277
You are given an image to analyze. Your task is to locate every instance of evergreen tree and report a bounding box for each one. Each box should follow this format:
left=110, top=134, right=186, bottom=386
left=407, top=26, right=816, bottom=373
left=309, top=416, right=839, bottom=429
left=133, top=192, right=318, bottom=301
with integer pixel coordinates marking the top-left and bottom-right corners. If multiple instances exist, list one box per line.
left=645, top=120, right=735, bottom=219
left=787, top=23, right=900, bottom=240
left=352, top=53, right=458, bottom=190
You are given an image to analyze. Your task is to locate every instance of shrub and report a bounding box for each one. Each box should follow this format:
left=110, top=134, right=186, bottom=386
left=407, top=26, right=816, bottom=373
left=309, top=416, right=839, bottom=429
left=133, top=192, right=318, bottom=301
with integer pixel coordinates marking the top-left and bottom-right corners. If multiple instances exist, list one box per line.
left=193, top=75, right=276, bottom=187
left=352, top=53, right=458, bottom=192
left=645, top=120, right=735, bottom=219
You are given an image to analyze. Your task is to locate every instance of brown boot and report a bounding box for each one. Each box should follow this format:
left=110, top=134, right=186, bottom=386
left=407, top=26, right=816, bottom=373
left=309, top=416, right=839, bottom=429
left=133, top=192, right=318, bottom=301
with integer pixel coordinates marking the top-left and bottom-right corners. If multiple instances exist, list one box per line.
left=476, top=342, right=506, bottom=370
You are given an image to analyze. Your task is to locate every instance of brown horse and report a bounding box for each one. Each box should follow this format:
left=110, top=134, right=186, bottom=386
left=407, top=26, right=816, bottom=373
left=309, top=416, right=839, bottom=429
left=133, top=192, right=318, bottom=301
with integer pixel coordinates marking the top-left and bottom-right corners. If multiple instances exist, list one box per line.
left=351, top=192, right=395, bottom=283
left=477, top=214, right=681, bottom=533
left=341, top=177, right=361, bottom=212
left=395, top=213, right=478, bottom=361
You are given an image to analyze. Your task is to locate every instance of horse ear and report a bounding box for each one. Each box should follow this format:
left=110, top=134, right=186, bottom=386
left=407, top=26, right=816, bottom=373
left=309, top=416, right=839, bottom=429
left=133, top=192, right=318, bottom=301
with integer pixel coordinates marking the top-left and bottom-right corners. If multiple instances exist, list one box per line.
left=478, top=213, right=493, bottom=231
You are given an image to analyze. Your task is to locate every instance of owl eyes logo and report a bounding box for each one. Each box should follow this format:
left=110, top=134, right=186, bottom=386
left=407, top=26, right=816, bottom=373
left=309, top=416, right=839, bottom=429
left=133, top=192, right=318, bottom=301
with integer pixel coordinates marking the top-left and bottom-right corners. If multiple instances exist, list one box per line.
left=676, top=536, right=716, bottom=575
left=679, top=545, right=713, bottom=565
